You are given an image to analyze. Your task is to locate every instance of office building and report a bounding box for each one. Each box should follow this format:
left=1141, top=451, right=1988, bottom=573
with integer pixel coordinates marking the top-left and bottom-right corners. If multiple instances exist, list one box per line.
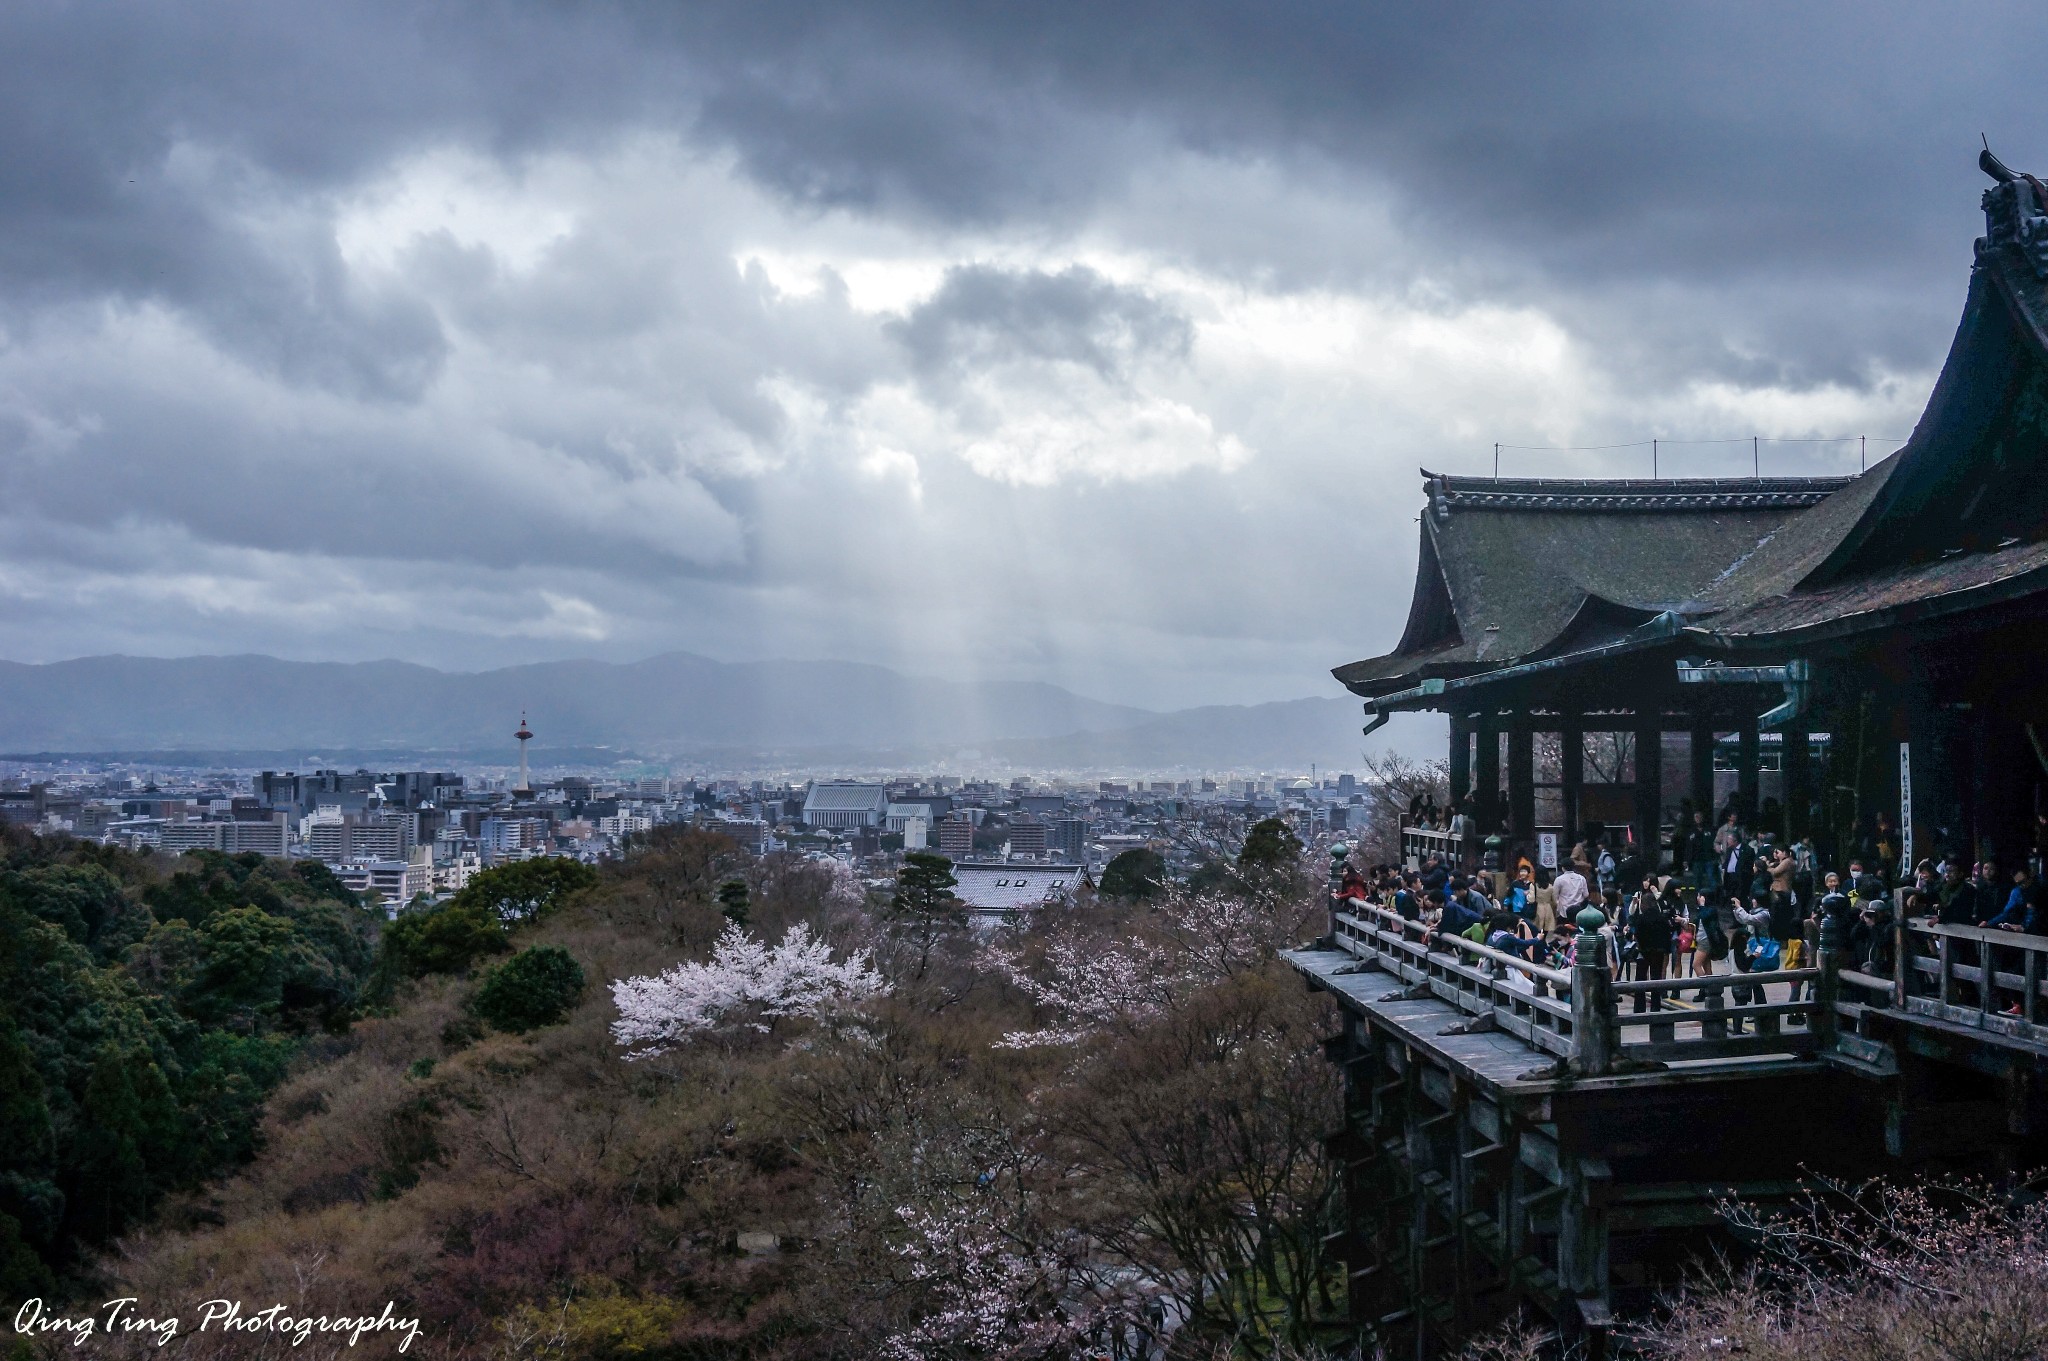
left=1007, top=817, right=1048, bottom=857
left=1051, top=817, right=1088, bottom=860
left=935, top=816, right=976, bottom=858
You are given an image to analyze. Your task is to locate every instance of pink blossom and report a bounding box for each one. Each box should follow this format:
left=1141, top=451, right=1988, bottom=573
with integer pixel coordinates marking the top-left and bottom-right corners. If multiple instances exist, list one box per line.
left=883, top=1202, right=1080, bottom=1361
left=609, top=921, right=888, bottom=1057
left=992, top=932, right=1175, bottom=1049
left=993, top=890, right=1291, bottom=1048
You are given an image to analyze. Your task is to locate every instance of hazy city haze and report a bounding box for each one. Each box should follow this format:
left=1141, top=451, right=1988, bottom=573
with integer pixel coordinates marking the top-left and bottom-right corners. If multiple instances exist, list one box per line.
left=2, top=4, right=2043, bottom=708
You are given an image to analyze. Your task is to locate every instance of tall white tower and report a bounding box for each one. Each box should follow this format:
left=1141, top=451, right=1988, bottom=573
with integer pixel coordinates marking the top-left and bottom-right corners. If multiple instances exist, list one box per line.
left=514, top=712, right=533, bottom=796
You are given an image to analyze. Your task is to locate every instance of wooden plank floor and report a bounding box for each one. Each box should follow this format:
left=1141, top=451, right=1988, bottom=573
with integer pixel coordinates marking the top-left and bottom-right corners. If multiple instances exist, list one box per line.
left=1286, top=947, right=1821, bottom=1098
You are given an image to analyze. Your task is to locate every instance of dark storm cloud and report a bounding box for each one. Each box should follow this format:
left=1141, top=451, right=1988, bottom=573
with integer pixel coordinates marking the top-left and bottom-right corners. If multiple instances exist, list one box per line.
left=2, top=2, right=2039, bottom=386
left=681, top=3, right=2048, bottom=396
left=0, top=2, right=664, bottom=397
left=889, top=264, right=1192, bottom=382
left=667, top=4, right=2028, bottom=267
left=2, top=1, right=2046, bottom=701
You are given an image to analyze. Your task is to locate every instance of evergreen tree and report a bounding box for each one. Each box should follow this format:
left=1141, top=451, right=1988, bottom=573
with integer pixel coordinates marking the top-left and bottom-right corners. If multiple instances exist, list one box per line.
left=888, top=852, right=965, bottom=979
left=379, top=901, right=510, bottom=980
left=717, top=879, right=751, bottom=927
left=1100, top=847, right=1167, bottom=900
left=0, top=829, right=383, bottom=1289
left=448, top=857, right=597, bottom=924
left=1237, top=817, right=1306, bottom=894
left=474, top=946, right=587, bottom=1034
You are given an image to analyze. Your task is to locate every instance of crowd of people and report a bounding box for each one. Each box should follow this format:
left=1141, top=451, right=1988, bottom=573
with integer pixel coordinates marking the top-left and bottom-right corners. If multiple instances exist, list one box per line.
left=1347, top=794, right=2048, bottom=1021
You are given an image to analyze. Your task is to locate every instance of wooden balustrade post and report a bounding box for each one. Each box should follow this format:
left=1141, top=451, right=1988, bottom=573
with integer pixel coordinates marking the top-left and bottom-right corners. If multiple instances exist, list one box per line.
left=1893, top=915, right=1910, bottom=1009
left=1813, top=948, right=1841, bottom=1050
left=1980, top=934, right=1999, bottom=1027
left=2025, top=946, right=2041, bottom=1027
left=1702, top=982, right=1728, bottom=1040
left=1572, top=955, right=1615, bottom=1076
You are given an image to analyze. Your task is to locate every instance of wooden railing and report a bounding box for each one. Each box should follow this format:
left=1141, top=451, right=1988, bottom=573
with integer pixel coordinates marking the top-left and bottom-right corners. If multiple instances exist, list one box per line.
left=1329, top=897, right=1831, bottom=1075
left=1399, top=825, right=1465, bottom=870
left=1894, top=917, right=2048, bottom=1040
left=1331, top=902, right=1578, bottom=1061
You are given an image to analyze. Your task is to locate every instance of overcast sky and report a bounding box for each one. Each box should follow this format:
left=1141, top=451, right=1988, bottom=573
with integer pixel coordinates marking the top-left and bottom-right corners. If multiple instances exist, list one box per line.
left=1, top=3, right=2043, bottom=710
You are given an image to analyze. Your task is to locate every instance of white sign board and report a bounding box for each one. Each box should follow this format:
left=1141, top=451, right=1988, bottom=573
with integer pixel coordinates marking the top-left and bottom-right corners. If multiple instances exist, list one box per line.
left=1899, top=741, right=1914, bottom=870
left=1538, top=832, right=1559, bottom=870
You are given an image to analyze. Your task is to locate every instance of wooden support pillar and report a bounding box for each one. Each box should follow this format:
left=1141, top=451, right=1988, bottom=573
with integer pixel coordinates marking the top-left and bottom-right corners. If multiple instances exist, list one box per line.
left=1475, top=713, right=1502, bottom=833
left=2007, top=1064, right=2034, bottom=1138
left=1737, top=720, right=1761, bottom=823
left=1448, top=1079, right=1474, bottom=1338
left=1690, top=720, right=1716, bottom=822
left=1904, top=683, right=1939, bottom=870
left=1560, top=1156, right=1614, bottom=1361
left=1561, top=717, right=1584, bottom=854
left=1968, top=705, right=1988, bottom=864
left=1571, top=953, right=1616, bottom=1077
left=1509, top=721, right=1535, bottom=848
left=1634, top=719, right=1662, bottom=869
left=1813, top=947, right=1840, bottom=1051
left=1448, top=713, right=1472, bottom=805
left=1782, top=725, right=1811, bottom=842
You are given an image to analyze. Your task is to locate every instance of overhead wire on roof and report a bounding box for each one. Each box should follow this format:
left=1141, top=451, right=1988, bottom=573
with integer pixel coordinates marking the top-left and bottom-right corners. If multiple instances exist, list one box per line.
left=1492, top=435, right=1908, bottom=452
left=1485, top=433, right=1909, bottom=479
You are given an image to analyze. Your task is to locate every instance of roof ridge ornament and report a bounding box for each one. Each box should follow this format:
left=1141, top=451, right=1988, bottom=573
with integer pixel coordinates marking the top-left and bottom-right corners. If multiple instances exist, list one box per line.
left=1978, top=145, right=2048, bottom=278
left=1421, top=476, right=1849, bottom=514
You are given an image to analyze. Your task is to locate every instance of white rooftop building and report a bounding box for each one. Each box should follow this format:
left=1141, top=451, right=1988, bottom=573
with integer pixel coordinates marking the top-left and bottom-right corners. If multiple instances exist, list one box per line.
left=802, top=782, right=890, bottom=829
left=331, top=849, right=435, bottom=913
left=949, top=863, right=1092, bottom=920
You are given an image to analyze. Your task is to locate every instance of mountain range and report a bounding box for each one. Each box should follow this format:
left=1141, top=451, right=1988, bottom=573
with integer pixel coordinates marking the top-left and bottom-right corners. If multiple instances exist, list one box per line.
left=0, top=652, right=1440, bottom=771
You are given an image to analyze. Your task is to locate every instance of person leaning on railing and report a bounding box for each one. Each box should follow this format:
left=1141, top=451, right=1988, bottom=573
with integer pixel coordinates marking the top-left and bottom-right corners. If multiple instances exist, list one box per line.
left=1484, top=910, right=1543, bottom=967
left=1427, top=877, right=1488, bottom=944
left=1985, top=864, right=2042, bottom=934
left=1936, top=861, right=1985, bottom=926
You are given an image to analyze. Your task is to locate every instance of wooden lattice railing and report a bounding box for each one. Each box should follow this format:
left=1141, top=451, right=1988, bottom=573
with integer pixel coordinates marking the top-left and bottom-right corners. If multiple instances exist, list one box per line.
left=1328, top=898, right=1833, bottom=1075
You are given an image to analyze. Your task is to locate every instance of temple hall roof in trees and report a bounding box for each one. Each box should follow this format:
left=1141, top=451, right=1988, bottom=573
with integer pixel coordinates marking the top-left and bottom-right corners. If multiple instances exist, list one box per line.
left=1339, top=149, right=2048, bottom=713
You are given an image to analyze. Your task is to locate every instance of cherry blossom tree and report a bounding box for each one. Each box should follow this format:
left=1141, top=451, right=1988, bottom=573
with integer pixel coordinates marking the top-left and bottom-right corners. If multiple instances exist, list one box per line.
left=609, top=921, right=887, bottom=1057
left=993, top=890, right=1299, bottom=1048
left=993, top=931, right=1175, bottom=1049
left=883, top=1201, right=1085, bottom=1361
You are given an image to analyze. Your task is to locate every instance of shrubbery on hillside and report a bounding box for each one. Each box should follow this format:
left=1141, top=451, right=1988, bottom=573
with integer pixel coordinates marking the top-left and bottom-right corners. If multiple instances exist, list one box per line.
left=473, top=946, right=585, bottom=1034
left=85, top=831, right=1349, bottom=1358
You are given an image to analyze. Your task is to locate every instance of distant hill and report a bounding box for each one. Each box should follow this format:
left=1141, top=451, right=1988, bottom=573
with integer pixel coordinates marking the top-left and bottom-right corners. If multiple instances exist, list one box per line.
left=988, top=698, right=1444, bottom=772
left=0, top=652, right=1149, bottom=754
left=0, top=653, right=1444, bottom=771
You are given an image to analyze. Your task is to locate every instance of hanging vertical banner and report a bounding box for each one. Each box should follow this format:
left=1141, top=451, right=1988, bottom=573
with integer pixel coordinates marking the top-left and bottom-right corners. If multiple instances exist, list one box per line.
left=1538, top=832, right=1558, bottom=869
left=1899, top=741, right=1914, bottom=870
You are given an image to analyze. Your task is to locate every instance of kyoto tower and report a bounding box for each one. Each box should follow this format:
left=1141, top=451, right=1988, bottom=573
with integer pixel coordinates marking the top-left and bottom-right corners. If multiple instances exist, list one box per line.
left=513, top=712, right=533, bottom=797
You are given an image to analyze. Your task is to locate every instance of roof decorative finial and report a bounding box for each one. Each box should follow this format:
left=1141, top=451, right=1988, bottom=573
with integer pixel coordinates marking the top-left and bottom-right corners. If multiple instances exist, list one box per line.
left=1981, top=137, right=2018, bottom=185
left=1976, top=142, right=2048, bottom=279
